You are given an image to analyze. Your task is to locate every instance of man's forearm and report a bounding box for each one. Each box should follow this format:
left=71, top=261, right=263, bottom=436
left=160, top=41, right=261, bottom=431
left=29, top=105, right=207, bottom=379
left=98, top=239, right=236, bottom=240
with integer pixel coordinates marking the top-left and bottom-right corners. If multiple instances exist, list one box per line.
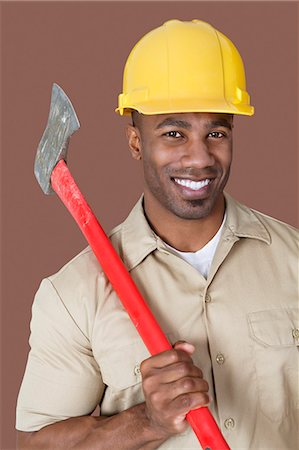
left=17, top=403, right=169, bottom=450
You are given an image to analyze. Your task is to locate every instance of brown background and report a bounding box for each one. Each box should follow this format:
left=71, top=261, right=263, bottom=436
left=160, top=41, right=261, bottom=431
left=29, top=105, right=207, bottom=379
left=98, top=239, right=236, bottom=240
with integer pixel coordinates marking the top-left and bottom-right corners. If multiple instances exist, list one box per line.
left=1, top=1, right=298, bottom=448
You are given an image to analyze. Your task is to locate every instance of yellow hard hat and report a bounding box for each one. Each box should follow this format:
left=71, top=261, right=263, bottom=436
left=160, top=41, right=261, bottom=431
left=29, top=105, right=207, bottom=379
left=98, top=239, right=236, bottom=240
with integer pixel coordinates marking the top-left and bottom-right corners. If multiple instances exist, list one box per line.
left=116, top=19, right=254, bottom=116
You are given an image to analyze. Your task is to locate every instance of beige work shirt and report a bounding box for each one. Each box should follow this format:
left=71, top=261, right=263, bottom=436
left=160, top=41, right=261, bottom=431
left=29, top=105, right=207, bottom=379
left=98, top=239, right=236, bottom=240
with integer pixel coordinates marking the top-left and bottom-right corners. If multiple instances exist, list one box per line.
left=16, top=193, right=299, bottom=449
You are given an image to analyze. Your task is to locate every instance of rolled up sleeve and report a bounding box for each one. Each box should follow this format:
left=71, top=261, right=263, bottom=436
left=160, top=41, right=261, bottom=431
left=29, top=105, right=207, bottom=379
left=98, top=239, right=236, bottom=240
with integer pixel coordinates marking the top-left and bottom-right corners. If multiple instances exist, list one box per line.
left=16, top=278, right=104, bottom=432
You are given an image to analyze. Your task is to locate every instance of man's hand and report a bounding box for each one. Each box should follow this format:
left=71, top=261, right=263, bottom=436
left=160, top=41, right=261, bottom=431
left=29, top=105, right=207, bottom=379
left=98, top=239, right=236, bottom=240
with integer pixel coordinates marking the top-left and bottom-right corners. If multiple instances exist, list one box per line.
left=17, top=342, right=209, bottom=450
left=141, top=341, right=209, bottom=439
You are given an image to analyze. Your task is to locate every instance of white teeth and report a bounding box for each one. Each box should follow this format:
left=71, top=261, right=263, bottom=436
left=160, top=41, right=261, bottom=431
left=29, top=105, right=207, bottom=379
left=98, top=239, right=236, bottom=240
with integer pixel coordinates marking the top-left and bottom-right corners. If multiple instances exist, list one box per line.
left=174, top=178, right=210, bottom=191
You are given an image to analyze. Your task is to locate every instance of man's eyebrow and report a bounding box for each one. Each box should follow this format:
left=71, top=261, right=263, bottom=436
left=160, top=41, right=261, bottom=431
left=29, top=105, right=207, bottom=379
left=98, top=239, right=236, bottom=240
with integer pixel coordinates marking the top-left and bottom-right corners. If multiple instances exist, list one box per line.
left=206, top=120, right=232, bottom=130
left=155, top=118, right=192, bottom=130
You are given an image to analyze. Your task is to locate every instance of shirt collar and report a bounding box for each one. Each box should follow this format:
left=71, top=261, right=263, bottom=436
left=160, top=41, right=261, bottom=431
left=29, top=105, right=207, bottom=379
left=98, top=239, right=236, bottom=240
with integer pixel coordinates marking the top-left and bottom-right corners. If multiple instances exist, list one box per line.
left=223, top=192, right=271, bottom=244
left=119, top=192, right=271, bottom=271
left=120, top=196, right=158, bottom=271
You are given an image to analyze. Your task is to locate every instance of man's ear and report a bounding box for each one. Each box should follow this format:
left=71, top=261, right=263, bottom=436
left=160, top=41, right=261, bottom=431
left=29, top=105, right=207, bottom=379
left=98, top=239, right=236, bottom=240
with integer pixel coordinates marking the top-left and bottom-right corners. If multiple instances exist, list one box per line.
left=126, top=124, right=142, bottom=161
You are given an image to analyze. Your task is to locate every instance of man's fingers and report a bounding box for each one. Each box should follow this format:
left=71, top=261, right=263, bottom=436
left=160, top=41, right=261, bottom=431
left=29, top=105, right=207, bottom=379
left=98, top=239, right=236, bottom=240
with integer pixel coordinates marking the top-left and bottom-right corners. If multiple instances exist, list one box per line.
left=170, top=390, right=210, bottom=414
left=146, top=375, right=209, bottom=409
left=173, top=341, right=195, bottom=355
left=141, top=347, right=193, bottom=372
left=169, top=375, right=209, bottom=398
left=142, top=360, right=203, bottom=385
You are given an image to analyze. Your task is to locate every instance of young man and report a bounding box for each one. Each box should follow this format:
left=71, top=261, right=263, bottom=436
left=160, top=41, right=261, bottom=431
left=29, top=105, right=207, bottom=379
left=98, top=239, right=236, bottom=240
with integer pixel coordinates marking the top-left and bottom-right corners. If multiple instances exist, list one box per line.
left=16, top=20, right=298, bottom=449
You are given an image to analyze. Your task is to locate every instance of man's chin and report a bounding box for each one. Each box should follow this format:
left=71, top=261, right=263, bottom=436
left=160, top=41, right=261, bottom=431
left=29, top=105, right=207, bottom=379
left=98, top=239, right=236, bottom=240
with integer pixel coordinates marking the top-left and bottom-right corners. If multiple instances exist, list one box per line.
left=167, top=198, right=214, bottom=220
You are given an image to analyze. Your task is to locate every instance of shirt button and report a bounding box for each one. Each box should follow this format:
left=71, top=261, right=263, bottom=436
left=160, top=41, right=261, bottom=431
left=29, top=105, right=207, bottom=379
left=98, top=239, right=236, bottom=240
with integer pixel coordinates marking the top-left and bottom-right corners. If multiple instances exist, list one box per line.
left=205, top=293, right=211, bottom=303
left=292, top=328, right=299, bottom=340
left=224, top=418, right=235, bottom=429
left=134, top=365, right=141, bottom=376
left=216, top=353, right=225, bottom=365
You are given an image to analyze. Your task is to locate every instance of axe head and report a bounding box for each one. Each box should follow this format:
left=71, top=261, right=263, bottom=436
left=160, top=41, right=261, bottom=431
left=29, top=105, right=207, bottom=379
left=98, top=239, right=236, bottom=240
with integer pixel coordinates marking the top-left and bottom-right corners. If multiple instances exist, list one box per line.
left=34, top=83, right=80, bottom=195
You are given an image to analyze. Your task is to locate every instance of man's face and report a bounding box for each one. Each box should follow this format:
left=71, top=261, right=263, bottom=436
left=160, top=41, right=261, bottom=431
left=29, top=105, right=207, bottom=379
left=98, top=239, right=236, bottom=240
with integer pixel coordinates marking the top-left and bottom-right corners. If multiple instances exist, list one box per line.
left=127, top=112, right=233, bottom=221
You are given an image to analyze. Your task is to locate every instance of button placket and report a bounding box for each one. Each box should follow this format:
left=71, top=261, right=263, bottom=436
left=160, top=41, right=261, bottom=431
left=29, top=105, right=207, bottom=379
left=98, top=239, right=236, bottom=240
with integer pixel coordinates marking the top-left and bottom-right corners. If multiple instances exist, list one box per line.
left=216, top=353, right=225, bottom=365
left=205, top=293, right=211, bottom=303
left=224, top=417, right=235, bottom=429
left=292, top=328, right=299, bottom=341
left=134, top=364, right=141, bottom=377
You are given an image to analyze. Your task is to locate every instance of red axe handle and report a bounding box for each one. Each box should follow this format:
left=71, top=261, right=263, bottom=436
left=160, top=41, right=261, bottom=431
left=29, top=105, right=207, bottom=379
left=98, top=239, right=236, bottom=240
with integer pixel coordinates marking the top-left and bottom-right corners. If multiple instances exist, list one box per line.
left=51, top=160, right=230, bottom=450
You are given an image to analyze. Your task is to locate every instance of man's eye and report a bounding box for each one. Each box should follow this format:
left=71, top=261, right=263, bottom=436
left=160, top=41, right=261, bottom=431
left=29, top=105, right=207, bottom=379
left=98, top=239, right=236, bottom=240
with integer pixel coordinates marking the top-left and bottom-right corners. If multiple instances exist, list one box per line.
left=208, top=131, right=225, bottom=138
left=164, top=131, right=182, bottom=138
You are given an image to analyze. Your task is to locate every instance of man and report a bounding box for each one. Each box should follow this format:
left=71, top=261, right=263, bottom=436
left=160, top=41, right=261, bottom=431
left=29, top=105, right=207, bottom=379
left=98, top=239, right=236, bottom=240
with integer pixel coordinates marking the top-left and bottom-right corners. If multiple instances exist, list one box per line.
left=16, top=20, right=298, bottom=449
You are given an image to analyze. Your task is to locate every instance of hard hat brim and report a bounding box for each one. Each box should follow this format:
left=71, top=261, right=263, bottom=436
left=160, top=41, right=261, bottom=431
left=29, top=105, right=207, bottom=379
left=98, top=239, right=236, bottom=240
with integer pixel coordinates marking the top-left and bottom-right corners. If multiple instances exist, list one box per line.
left=116, top=98, right=254, bottom=116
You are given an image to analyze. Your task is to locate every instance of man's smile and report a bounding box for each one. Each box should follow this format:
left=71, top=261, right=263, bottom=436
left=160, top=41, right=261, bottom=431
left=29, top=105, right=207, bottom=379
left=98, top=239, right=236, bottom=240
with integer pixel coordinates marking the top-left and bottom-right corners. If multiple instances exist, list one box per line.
left=172, top=177, right=211, bottom=191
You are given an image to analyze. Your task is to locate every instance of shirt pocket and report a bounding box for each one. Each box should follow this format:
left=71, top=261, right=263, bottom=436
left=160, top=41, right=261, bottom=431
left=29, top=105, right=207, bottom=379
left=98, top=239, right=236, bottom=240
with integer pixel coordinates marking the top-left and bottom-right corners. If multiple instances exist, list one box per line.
left=247, top=308, right=299, bottom=422
left=98, top=339, right=150, bottom=416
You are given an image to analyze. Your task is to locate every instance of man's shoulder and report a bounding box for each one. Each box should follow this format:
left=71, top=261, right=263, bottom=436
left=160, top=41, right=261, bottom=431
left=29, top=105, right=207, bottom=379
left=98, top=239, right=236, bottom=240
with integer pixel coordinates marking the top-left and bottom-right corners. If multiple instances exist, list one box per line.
left=45, top=210, right=132, bottom=301
left=48, top=245, right=102, bottom=286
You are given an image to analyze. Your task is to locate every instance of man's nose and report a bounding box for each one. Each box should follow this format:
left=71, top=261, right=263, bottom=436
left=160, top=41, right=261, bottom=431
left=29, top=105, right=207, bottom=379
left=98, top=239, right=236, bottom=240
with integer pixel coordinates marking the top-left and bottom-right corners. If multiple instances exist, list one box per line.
left=181, top=138, right=215, bottom=168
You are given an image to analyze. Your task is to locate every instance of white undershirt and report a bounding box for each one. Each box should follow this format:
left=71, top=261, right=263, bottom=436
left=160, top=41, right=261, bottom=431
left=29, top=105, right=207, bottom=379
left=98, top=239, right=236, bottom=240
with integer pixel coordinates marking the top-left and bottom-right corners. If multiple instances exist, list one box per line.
left=164, top=214, right=226, bottom=279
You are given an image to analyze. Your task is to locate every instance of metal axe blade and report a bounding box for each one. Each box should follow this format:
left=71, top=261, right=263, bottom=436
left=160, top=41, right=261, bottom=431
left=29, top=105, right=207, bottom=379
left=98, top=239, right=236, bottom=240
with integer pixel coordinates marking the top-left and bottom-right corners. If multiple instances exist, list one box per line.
left=34, top=83, right=80, bottom=195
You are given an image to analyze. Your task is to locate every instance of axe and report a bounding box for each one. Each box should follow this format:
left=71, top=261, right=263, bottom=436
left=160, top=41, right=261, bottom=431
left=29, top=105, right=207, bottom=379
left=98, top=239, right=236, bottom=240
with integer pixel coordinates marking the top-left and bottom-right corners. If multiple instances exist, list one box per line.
left=34, top=83, right=230, bottom=450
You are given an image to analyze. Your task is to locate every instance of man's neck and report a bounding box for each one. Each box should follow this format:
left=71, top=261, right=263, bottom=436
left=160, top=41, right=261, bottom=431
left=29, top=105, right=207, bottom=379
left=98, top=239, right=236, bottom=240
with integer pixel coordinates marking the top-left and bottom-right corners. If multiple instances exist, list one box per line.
left=143, top=194, right=226, bottom=253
